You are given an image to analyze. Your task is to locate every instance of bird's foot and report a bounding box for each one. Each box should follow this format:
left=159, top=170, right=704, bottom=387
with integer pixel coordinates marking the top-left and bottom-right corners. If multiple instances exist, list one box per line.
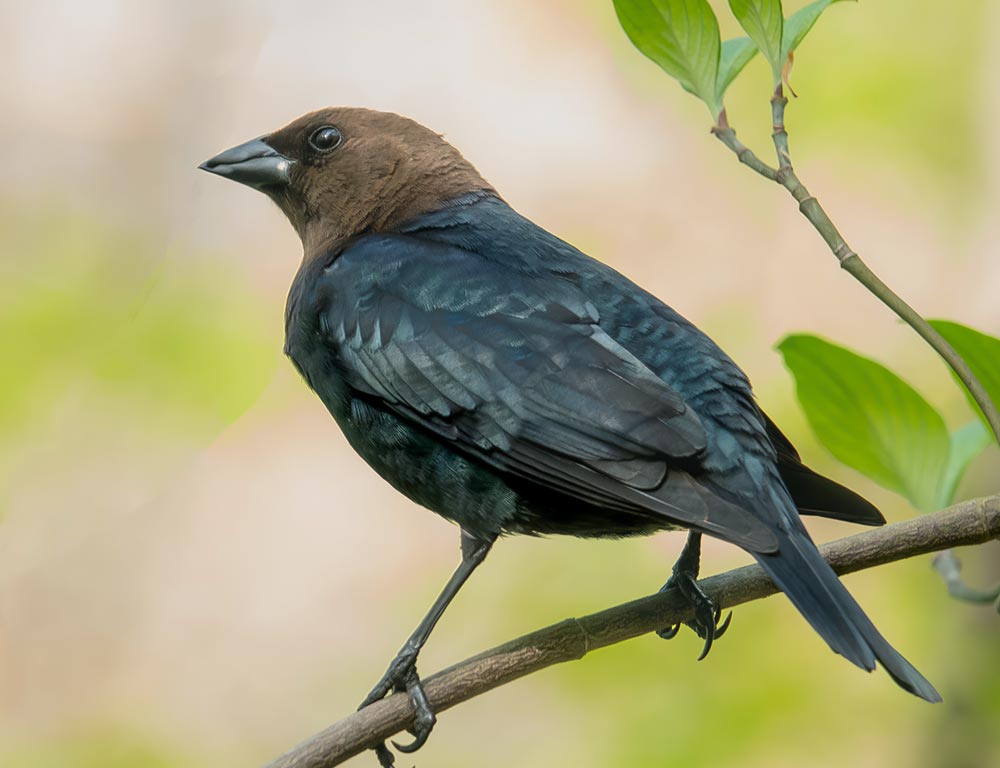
left=359, top=648, right=437, bottom=767
left=656, top=569, right=732, bottom=660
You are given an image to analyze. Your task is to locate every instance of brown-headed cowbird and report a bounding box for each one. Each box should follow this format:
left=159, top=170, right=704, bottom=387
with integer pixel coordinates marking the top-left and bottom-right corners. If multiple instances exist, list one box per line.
left=201, top=108, right=940, bottom=766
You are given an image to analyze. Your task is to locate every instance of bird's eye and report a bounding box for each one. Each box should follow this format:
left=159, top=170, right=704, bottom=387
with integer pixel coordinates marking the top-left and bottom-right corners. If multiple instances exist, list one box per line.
left=308, top=125, right=343, bottom=153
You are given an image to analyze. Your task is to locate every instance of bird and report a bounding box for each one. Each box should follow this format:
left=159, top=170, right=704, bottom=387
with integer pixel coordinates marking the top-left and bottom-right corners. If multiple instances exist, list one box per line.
left=200, top=107, right=941, bottom=766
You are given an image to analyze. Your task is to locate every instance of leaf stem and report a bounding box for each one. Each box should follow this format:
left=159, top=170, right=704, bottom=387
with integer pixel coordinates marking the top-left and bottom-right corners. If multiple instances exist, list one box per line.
left=712, top=90, right=1000, bottom=446
left=712, top=109, right=779, bottom=181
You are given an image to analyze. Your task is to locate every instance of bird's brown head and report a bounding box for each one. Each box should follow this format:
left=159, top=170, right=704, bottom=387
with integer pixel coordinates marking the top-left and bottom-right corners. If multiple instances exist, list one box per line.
left=200, top=107, right=496, bottom=255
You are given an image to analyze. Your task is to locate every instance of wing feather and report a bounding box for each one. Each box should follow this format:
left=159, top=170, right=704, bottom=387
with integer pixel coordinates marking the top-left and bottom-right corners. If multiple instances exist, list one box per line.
left=316, top=235, right=778, bottom=551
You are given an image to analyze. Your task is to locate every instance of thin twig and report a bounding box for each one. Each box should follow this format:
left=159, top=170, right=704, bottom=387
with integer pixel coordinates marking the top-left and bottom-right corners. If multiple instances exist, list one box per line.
left=931, top=549, right=1000, bottom=604
left=713, top=89, right=1000, bottom=446
left=262, top=495, right=1000, bottom=768
left=711, top=109, right=778, bottom=180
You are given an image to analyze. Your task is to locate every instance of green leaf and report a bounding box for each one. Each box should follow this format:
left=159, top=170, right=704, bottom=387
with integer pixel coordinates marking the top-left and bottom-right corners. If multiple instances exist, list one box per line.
left=781, top=0, right=852, bottom=63
left=728, top=0, right=783, bottom=84
left=778, top=334, right=951, bottom=512
left=928, top=319, right=1000, bottom=432
left=718, top=37, right=759, bottom=96
left=938, top=421, right=991, bottom=508
left=614, top=0, right=723, bottom=117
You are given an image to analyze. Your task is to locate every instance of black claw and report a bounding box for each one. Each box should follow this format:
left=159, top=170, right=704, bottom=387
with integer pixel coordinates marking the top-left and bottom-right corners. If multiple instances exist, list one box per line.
left=656, top=623, right=681, bottom=640
left=360, top=654, right=436, bottom=763
left=358, top=652, right=426, bottom=767
left=393, top=724, right=432, bottom=754
left=359, top=686, right=390, bottom=712
left=658, top=570, right=729, bottom=655
left=696, top=636, right=713, bottom=661
left=656, top=533, right=732, bottom=660
left=373, top=742, right=396, bottom=768
left=359, top=658, right=410, bottom=712
left=393, top=671, right=436, bottom=754
left=715, top=611, right=733, bottom=639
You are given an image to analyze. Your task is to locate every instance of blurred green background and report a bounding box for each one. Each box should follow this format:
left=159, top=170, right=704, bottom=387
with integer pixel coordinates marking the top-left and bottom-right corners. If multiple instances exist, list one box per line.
left=1, top=1, right=997, bottom=766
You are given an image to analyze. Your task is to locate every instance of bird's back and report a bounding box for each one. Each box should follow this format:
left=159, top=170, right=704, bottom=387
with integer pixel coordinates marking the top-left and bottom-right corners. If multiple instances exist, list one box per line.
left=394, top=194, right=783, bottom=497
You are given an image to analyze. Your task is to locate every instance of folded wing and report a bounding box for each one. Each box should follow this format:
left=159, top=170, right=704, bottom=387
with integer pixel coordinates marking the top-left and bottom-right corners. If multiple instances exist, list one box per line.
left=314, top=236, right=779, bottom=551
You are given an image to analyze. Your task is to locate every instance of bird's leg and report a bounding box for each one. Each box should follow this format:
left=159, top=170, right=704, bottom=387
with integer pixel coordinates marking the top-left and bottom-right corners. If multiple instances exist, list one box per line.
left=359, top=528, right=495, bottom=767
left=656, top=531, right=732, bottom=660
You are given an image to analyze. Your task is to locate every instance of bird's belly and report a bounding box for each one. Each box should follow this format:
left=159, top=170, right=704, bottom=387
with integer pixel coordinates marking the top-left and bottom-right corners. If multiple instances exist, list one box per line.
left=336, top=395, right=523, bottom=538
left=334, top=395, right=669, bottom=540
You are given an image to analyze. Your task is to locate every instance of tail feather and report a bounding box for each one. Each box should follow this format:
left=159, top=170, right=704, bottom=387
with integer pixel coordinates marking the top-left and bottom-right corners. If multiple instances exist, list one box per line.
left=753, top=512, right=941, bottom=703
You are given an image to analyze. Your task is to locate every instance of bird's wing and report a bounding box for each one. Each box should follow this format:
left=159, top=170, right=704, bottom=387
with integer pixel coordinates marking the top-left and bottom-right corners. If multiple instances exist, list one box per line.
left=313, top=235, right=777, bottom=550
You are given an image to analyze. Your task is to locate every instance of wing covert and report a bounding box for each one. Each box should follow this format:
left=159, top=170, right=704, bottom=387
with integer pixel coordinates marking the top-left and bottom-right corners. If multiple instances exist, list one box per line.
left=309, top=234, right=777, bottom=550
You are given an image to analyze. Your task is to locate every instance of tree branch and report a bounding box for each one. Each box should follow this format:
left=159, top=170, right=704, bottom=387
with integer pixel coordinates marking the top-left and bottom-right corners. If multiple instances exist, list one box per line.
left=713, top=90, right=1000, bottom=446
left=263, top=495, right=1000, bottom=768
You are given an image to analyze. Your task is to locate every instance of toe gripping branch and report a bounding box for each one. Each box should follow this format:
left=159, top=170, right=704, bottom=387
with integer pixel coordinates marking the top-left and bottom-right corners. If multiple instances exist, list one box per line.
left=656, top=531, right=732, bottom=660
left=357, top=643, right=434, bottom=766
left=358, top=529, right=495, bottom=768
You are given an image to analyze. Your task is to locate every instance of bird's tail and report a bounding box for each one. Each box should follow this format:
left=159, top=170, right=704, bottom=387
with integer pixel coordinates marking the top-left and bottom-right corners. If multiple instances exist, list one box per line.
left=752, top=492, right=941, bottom=703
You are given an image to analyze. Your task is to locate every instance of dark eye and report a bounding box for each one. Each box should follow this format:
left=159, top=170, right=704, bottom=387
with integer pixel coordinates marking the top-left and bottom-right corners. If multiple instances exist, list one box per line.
left=308, top=125, right=342, bottom=152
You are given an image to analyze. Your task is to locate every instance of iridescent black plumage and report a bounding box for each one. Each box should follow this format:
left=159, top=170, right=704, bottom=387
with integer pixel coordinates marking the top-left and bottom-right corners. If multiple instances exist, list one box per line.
left=203, top=107, right=940, bottom=765
left=284, top=188, right=935, bottom=692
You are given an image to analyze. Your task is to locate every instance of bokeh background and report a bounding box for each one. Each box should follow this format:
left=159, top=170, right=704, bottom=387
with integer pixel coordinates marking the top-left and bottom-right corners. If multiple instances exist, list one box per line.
left=2, top=0, right=998, bottom=766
